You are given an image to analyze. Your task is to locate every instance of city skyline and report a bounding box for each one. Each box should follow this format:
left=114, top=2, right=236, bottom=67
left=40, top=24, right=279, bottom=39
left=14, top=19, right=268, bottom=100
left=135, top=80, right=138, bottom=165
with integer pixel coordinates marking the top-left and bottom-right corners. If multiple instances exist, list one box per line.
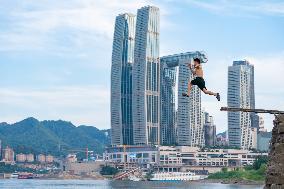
left=0, top=1, right=283, bottom=133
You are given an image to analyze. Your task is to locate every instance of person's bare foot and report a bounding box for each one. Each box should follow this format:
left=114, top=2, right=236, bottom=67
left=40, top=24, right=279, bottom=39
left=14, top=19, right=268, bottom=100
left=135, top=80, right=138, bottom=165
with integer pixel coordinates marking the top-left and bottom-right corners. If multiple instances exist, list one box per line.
left=216, top=93, right=220, bottom=101
left=182, top=93, right=189, bottom=97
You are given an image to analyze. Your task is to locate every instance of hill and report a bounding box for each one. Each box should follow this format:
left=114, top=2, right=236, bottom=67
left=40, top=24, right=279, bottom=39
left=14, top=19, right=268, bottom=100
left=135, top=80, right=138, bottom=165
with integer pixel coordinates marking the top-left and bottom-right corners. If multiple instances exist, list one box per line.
left=0, top=117, right=110, bottom=156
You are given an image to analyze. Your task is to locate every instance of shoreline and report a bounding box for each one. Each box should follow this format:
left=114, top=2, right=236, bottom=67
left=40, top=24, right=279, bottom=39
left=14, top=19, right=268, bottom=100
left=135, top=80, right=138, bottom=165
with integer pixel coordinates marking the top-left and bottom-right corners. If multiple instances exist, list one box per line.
left=194, top=178, right=264, bottom=185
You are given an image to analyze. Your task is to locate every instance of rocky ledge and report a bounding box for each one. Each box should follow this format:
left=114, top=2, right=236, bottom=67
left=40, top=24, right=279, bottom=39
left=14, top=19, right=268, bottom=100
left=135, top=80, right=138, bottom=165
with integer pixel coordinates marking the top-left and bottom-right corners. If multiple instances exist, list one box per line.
left=264, top=114, right=284, bottom=189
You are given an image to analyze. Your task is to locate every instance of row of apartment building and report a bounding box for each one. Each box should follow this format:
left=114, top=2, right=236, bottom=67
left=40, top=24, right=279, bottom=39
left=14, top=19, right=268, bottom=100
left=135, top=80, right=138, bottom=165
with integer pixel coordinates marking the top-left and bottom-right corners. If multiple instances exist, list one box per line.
left=0, top=146, right=54, bottom=164
left=103, top=145, right=267, bottom=173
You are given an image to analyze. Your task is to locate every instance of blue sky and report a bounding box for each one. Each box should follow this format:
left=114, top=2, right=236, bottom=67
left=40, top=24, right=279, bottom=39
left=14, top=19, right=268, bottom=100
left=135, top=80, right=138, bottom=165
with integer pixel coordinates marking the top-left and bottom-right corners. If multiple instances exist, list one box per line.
left=0, top=0, right=283, bottom=132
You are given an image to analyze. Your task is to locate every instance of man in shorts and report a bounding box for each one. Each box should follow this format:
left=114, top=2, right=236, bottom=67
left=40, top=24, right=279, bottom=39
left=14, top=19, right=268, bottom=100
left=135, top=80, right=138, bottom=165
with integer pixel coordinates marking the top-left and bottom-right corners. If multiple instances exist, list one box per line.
left=182, top=58, right=220, bottom=101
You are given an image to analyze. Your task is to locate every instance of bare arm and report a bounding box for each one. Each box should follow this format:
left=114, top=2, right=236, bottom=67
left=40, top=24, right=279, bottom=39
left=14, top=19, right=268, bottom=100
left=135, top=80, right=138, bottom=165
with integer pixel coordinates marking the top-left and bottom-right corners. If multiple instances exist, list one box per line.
left=188, top=63, right=196, bottom=75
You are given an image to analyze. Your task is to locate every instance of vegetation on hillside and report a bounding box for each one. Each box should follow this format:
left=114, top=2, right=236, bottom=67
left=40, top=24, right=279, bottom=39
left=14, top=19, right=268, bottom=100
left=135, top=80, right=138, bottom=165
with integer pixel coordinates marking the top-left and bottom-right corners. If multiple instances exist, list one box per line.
left=0, top=117, right=111, bottom=157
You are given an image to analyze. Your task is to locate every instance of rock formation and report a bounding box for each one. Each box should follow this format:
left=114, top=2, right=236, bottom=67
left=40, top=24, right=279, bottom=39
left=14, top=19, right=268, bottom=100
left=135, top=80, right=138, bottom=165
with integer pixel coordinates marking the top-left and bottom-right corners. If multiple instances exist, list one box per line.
left=265, top=114, right=284, bottom=189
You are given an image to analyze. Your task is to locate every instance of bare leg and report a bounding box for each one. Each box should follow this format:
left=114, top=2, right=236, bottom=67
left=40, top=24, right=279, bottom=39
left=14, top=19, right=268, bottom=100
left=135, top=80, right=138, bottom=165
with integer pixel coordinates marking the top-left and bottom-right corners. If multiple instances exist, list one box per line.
left=182, top=82, right=192, bottom=97
left=187, top=82, right=192, bottom=95
left=202, top=88, right=217, bottom=96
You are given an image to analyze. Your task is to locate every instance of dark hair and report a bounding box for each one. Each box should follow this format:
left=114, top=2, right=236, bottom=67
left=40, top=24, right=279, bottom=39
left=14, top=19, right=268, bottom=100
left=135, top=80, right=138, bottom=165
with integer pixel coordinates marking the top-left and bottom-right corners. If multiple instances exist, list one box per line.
left=194, top=58, right=201, bottom=64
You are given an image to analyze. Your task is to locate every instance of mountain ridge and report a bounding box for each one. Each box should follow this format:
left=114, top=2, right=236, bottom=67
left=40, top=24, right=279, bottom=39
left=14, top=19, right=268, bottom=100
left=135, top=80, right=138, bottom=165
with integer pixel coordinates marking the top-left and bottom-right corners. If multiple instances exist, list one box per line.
left=0, top=117, right=110, bottom=156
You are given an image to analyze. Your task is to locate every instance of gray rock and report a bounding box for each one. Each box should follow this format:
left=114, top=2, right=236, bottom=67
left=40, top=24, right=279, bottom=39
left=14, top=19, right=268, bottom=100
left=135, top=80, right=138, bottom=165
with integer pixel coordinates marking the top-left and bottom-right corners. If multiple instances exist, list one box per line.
left=265, top=114, right=284, bottom=188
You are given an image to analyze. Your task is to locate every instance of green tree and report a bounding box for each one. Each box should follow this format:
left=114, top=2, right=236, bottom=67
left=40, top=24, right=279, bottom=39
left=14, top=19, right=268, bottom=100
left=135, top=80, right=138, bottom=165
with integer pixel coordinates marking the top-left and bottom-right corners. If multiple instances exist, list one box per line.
left=100, top=166, right=119, bottom=175
left=253, top=156, right=268, bottom=170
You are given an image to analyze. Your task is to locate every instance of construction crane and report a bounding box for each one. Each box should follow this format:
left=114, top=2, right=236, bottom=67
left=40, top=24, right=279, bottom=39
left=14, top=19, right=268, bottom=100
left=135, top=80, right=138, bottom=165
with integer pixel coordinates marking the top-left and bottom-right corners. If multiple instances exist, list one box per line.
left=220, top=107, right=284, bottom=115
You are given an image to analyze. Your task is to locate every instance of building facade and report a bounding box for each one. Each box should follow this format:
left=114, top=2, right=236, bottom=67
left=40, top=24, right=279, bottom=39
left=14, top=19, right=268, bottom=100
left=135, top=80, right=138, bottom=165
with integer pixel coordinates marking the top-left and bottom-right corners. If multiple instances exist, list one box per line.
left=104, top=145, right=158, bottom=170
left=111, top=13, right=136, bottom=145
left=16, top=153, right=26, bottom=162
left=37, top=154, right=46, bottom=163
left=258, top=116, right=267, bottom=132
left=45, top=155, right=54, bottom=163
left=26, top=154, right=34, bottom=162
left=203, top=111, right=216, bottom=147
left=160, top=52, right=207, bottom=147
left=257, top=131, right=272, bottom=152
left=160, top=62, right=177, bottom=145
left=104, top=146, right=268, bottom=173
left=2, top=146, right=14, bottom=163
left=227, top=60, right=255, bottom=149
left=132, top=6, right=160, bottom=145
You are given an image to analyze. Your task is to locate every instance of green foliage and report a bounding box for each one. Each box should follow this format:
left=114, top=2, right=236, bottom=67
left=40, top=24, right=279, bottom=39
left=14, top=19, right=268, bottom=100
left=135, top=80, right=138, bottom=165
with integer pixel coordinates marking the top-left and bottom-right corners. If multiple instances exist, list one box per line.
left=0, top=162, right=34, bottom=173
left=0, top=163, right=50, bottom=174
left=100, top=166, right=119, bottom=175
left=244, top=165, right=253, bottom=170
left=208, top=162, right=267, bottom=181
left=252, top=156, right=268, bottom=170
left=257, top=164, right=267, bottom=175
left=0, top=118, right=110, bottom=157
left=221, top=167, right=228, bottom=172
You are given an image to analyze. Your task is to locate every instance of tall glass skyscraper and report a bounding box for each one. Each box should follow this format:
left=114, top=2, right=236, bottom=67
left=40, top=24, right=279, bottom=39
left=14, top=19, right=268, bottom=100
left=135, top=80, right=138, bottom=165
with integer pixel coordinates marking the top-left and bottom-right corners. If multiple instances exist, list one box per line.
left=203, top=111, right=216, bottom=147
left=160, top=60, right=177, bottom=145
left=160, top=52, right=207, bottom=147
left=227, top=60, right=255, bottom=149
left=132, top=6, right=160, bottom=145
left=111, top=13, right=136, bottom=145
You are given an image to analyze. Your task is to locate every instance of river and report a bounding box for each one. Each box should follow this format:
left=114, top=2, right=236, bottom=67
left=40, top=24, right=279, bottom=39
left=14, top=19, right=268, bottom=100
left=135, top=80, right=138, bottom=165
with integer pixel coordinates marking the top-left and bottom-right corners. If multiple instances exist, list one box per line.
left=0, top=180, right=263, bottom=189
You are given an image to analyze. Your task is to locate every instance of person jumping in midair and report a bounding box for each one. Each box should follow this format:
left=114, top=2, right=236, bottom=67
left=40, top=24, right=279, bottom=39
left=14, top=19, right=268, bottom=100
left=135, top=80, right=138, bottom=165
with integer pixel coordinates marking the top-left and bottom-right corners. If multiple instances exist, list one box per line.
left=182, top=58, right=220, bottom=101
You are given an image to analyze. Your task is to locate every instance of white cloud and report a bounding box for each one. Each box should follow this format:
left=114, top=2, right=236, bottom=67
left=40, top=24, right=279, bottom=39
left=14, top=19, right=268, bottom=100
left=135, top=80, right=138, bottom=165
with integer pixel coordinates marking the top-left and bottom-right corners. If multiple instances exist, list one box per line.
left=184, top=0, right=284, bottom=17
left=0, top=0, right=172, bottom=53
left=0, top=85, right=110, bottom=128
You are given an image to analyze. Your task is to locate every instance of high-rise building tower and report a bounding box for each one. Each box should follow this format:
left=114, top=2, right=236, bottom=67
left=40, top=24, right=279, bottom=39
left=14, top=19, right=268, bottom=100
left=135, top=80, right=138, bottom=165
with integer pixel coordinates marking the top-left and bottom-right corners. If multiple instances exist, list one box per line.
left=160, top=61, right=177, bottom=145
left=132, top=6, right=160, bottom=145
left=203, top=111, right=216, bottom=147
left=227, top=60, right=255, bottom=149
left=111, top=13, right=136, bottom=145
left=160, top=52, right=207, bottom=147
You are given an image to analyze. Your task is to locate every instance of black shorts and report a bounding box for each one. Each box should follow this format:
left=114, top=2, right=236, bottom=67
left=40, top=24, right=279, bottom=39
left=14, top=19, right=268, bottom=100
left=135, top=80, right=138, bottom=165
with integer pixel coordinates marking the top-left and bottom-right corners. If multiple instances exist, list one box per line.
left=191, top=77, right=206, bottom=90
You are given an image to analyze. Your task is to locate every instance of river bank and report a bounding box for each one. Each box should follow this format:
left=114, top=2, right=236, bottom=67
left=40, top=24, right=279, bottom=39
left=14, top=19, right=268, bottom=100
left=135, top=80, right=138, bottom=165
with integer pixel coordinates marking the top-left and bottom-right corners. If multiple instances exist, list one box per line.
left=196, top=178, right=264, bottom=185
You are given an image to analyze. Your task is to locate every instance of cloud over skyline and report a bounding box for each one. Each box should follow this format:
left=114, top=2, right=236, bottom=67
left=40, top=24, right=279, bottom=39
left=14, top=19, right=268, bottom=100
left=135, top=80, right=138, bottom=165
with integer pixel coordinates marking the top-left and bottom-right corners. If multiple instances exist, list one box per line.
left=0, top=0, right=283, bottom=132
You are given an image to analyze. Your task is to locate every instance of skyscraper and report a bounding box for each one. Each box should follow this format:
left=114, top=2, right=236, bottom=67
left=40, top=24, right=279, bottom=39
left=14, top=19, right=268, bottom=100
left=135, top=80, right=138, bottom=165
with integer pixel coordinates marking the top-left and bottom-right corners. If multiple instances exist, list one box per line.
left=111, top=13, right=136, bottom=145
left=132, top=6, right=160, bottom=145
left=227, top=60, right=255, bottom=149
left=203, top=111, right=216, bottom=147
left=160, top=61, right=177, bottom=145
left=160, top=52, right=207, bottom=147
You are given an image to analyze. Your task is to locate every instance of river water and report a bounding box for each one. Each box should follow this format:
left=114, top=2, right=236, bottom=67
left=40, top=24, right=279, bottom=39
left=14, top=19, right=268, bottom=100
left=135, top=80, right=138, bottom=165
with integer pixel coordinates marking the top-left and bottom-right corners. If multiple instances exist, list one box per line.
left=0, top=180, right=263, bottom=189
